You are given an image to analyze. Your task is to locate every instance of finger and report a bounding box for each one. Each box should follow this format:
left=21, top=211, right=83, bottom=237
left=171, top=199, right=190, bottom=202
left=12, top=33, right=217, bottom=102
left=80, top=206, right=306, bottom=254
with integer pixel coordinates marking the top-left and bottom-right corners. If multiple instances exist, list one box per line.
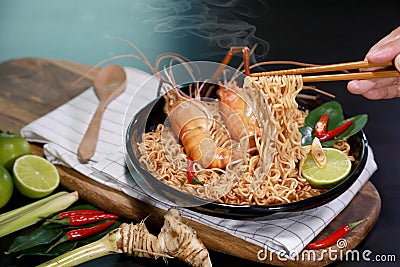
left=362, top=84, right=400, bottom=100
left=347, top=77, right=399, bottom=95
left=367, top=26, right=400, bottom=54
left=347, top=79, right=375, bottom=95
left=367, top=38, right=400, bottom=63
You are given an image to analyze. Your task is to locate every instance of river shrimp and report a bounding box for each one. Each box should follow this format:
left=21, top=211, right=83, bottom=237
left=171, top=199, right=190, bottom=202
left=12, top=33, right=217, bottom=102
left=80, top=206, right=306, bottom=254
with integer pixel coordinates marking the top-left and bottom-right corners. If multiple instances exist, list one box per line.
left=217, top=81, right=260, bottom=154
left=164, top=88, right=238, bottom=169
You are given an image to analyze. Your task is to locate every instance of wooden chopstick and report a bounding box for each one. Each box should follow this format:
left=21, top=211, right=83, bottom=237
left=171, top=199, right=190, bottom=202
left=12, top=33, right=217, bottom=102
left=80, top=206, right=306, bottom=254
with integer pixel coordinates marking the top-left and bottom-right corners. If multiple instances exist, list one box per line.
left=302, top=70, right=400, bottom=82
left=250, top=60, right=400, bottom=82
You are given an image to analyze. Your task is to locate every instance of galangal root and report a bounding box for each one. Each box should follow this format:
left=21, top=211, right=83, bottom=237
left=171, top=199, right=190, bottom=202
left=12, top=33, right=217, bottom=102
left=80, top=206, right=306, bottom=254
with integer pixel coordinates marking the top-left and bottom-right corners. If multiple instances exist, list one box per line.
left=37, top=208, right=212, bottom=267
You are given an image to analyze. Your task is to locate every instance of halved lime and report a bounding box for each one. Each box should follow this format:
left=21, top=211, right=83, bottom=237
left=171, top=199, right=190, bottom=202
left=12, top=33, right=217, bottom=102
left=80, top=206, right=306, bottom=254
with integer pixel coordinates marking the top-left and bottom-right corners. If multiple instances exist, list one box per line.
left=13, top=155, right=60, bottom=198
left=301, top=148, right=352, bottom=189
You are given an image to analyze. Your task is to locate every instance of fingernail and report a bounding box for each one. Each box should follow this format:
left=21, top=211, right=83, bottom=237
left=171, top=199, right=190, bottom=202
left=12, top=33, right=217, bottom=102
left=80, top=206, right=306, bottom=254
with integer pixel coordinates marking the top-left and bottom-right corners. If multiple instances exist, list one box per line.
left=347, top=81, right=357, bottom=92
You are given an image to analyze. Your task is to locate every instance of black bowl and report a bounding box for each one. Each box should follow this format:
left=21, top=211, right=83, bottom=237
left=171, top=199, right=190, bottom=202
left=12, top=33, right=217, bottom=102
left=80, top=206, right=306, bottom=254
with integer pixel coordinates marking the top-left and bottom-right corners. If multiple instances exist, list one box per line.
left=125, top=91, right=368, bottom=219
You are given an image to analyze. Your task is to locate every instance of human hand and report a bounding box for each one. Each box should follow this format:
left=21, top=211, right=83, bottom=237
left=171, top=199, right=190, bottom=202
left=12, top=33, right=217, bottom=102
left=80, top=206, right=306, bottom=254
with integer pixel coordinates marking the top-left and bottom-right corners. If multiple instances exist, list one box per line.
left=347, top=26, right=400, bottom=100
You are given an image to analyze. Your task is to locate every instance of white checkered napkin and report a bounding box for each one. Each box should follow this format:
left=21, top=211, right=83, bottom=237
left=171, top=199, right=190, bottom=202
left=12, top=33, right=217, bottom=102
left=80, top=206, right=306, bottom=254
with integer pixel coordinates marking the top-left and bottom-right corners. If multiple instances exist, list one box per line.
left=21, top=67, right=378, bottom=258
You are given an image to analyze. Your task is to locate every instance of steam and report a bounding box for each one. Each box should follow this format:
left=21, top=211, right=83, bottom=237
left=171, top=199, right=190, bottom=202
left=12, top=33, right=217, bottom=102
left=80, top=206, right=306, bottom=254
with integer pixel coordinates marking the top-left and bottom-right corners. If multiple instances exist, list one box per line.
left=135, top=0, right=269, bottom=60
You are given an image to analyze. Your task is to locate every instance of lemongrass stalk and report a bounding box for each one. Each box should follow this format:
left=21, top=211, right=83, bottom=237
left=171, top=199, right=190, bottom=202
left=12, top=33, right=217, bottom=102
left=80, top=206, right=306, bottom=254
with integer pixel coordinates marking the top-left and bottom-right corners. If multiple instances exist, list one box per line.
left=37, top=225, right=121, bottom=267
left=0, top=191, right=79, bottom=238
left=0, top=191, right=69, bottom=223
left=37, top=223, right=172, bottom=267
left=0, top=191, right=76, bottom=228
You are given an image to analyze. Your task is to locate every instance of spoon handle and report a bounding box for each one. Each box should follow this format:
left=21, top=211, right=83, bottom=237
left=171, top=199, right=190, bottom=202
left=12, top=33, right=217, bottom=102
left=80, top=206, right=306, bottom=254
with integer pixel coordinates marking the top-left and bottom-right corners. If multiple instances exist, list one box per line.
left=78, top=102, right=106, bottom=161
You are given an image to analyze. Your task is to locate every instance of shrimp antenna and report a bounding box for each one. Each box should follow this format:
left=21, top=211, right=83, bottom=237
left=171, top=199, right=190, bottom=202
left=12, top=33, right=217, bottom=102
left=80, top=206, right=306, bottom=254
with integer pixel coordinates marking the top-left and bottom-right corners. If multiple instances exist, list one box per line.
left=155, top=53, right=200, bottom=79
left=230, top=44, right=258, bottom=83
left=210, top=46, right=252, bottom=81
left=104, top=35, right=156, bottom=74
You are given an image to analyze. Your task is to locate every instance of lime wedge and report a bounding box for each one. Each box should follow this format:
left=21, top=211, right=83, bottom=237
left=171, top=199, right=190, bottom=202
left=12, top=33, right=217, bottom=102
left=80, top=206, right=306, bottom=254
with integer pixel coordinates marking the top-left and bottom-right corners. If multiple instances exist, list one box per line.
left=13, top=155, right=60, bottom=198
left=301, top=148, right=352, bottom=189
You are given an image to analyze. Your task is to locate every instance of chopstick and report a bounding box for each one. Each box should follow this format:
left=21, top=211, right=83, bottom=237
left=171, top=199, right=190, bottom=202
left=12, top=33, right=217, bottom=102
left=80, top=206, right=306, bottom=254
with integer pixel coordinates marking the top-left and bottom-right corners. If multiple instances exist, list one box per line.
left=250, top=60, right=400, bottom=82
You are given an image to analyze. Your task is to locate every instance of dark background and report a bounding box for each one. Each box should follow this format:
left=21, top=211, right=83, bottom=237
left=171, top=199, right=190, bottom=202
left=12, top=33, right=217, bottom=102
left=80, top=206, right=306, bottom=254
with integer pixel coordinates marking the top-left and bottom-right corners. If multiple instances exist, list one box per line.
left=213, top=2, right=400, bottom=265
left=1, top=0, right=399, bottom=266
left=194, top=2, right=400, bottom=265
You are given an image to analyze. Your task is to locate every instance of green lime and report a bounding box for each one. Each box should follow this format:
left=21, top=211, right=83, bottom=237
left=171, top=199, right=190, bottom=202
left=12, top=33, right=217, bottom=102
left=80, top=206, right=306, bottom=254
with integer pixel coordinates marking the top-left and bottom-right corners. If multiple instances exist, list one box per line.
left=0, top=165, right=13, bottom=208
left=0, top=133, right=32, bottom=171
left=13, top=155, right=60, bottom=199
left=301, top=148, right=352, bottom=189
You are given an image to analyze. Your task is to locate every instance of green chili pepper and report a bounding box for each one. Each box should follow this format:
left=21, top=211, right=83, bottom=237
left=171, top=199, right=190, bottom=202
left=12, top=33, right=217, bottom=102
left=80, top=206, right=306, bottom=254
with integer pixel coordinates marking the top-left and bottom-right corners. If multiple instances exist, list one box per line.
left=187, top=157, right=203, bottom=185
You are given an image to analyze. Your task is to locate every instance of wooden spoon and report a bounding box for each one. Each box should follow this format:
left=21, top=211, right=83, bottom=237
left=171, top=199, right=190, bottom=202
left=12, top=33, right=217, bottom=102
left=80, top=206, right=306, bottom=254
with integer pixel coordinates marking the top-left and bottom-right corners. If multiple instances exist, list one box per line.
left=78, top=64, right=127, bottom=161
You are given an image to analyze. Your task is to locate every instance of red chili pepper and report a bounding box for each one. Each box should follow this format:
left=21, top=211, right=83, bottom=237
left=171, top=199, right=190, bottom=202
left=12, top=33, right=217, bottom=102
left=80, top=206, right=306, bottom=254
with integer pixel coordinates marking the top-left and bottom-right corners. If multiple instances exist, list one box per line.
left=315, top=114, right=329, bottom=138
left=187, top=157, right=203, bottom=185
left=306, top=219, right=366, bottom=249
left=318, top=120, right=353, bottom=142
left=67, top=220, right=116, bottom=241
left=55, top=209, right=105, bottom=219
left=46, top=220, right=117, bottom=253
left=48, top=213, right=118, bottom=226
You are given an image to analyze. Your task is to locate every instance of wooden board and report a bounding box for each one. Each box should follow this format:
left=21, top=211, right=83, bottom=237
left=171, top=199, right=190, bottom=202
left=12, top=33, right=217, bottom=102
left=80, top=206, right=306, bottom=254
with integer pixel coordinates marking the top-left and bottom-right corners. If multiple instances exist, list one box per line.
left=0, top=58, right=381, bottom=266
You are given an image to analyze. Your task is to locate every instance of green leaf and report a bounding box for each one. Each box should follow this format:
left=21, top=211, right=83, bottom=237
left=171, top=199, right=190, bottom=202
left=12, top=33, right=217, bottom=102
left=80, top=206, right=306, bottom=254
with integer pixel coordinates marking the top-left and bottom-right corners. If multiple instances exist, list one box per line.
left=45, top=241, right=78, bottom=256
left=192, top=177, right=204, bottom=185
left=301, top=101, right=368, bottom=146
left=0, top=132, right=18, bottom=138
left=321, top=139, right=338, bottom=147
left=67, top=204, right=101, bottom=211
left=6, top=223, right=64, bottom=254
left=305, top=101, right=344, bottom=130
left=337, top=114, right=368, bottom=139
left=18, top=241, right=78, bottom=257
left=299, top=126, right=314, bottom=146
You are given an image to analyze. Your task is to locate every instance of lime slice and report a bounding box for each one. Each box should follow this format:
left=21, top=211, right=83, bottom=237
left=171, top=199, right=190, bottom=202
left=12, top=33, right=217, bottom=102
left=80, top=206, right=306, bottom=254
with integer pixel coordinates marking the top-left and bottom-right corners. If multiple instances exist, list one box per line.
left=13, top=155, right=60, bottom=198
left=301, top=148, right=352, bottom=189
